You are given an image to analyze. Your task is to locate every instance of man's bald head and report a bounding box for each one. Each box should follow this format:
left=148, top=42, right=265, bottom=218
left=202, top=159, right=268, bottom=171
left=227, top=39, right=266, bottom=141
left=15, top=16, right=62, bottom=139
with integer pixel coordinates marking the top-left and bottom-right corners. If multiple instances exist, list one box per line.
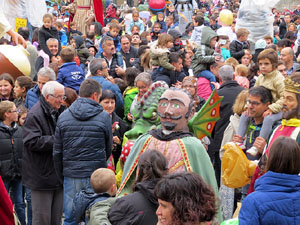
left=280, top=47, right=294, bottom=66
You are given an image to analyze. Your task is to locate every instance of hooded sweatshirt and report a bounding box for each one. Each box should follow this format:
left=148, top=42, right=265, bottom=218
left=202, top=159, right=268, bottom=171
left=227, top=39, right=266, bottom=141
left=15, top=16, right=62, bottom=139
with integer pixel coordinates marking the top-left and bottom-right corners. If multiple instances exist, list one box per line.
left=192, top=26, right=218, bottom=74
left=149, top=41, right=175, bottom=71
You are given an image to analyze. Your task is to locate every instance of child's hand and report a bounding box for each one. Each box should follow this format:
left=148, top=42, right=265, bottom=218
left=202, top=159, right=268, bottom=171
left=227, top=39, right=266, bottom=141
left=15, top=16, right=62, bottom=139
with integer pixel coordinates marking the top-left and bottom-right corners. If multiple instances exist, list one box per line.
left=211, top=82, right=220, bottom=89
left=215, top=55, right=220, bottom=61
left=263, top=109, right=273, bottom=118
left=253, top=137, right=266, bottom=154
left=233, top=134, right=243, bottom=143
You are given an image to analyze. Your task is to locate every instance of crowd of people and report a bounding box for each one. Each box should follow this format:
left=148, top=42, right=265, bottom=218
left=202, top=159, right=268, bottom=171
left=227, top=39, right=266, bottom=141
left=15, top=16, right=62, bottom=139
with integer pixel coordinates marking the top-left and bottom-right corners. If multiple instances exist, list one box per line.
left=1, top=0, right=300, bottom=224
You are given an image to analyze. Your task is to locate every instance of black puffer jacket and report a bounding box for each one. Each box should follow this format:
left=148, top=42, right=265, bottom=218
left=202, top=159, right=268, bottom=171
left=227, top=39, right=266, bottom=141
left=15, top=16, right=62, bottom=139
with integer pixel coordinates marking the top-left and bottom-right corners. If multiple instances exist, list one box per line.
left=22, top=96, right=65, bottom=190
left=53, top=98, right=112, bottom=181
left=108, top=179, right=159, bottom=225
left=0, top=122, right=23, bottom=181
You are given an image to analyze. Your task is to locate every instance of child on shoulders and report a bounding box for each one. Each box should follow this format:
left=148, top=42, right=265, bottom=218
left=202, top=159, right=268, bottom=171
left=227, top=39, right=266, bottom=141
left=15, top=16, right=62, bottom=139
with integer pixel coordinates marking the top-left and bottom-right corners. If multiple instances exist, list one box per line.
left=150, top=33, right=175, bottom=85
left=38, top=13, right=61, bottom=60
left=127, top=10, right=144, bottom=35
left=191, top=26, right=219, bottom=90
left=229, top=28, right=250, bottom=62
left=57, top=47, right=85, bottom=93
left=236, top=49, right=285, bottom=156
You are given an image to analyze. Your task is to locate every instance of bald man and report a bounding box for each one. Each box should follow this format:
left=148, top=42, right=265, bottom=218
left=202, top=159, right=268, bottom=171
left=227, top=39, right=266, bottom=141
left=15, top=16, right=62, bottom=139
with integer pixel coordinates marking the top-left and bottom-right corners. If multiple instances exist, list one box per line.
left=280, top=47, right=300, bottom=76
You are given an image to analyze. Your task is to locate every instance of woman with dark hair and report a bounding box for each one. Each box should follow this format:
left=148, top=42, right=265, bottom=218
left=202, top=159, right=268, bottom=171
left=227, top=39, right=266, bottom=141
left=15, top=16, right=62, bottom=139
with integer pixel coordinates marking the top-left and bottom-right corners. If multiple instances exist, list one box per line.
left=0, top=73, right=14, bottom=102
left=239, top=136, right=300, bottom=225
left=63, top=87, right=78, bottom=107
left=108, top=150, right=168, bottom=225
left=100, top=90, right=128, bottom=165
left=155, top=172, right=217, bottom=225
left=13, top=76, right=34, bottom=107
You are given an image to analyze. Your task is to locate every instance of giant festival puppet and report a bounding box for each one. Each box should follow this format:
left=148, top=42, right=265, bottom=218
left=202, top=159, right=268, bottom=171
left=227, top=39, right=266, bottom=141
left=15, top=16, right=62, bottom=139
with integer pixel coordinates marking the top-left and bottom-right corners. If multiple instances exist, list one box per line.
left=62, top=0, right=104, bottom=35
left=118, top=83, right=223, bottom=221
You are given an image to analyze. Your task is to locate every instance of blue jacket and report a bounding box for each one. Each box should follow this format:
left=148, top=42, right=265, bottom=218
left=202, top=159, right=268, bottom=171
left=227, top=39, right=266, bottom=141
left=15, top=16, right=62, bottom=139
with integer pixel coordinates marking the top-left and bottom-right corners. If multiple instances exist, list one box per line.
left=53, top=98, right=112, bottom=180
left=59, top=30, right=68, bottom=46
left=25, top=84, right=40, bottom=110
left=57, top=62, right=85, bottom=92
left=89, top=76, right=124, bottom=112
left=72, top=188, right=111, bottom=223
left=127, top=19, right=145, bottom=34
left=239, top=171, right=300, bottom=225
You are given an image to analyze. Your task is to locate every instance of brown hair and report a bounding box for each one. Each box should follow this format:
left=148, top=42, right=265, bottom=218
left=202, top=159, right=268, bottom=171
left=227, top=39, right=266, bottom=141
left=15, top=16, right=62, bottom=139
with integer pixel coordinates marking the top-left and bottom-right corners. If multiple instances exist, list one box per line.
left=225, top=57, right=239, bottom=70
left=257, top=48, right=278, bottom=70
left=141, top=31, right=150, bottom=39
left=132, top=10, right=139, bottom=17
left=157, top=33, right=174, bottom=48
left=16, top=76, right=34, bottom=97
left=109, top=22, right=121, bottom=31
left=60, top=47, right=75, bottom=63
left=134, top=150, right=168, bottom=190
left=0, top=101, right=15, bottom=121
left=236, top=64, right=249, bottom=77
left=236, top=28, right=249, bottom=38
left=233, top=90, right=248, bottom=116
left=266, top=136, right=300, bottom=174
left=130, top=25, right=140, bottom=33
left=43, top=13, right=53, bottom=22
left=55, top=21, right=63, bottom=28
left=64, top=87, right=78, bottom=107
left=264, top=35, right=272, bottom=41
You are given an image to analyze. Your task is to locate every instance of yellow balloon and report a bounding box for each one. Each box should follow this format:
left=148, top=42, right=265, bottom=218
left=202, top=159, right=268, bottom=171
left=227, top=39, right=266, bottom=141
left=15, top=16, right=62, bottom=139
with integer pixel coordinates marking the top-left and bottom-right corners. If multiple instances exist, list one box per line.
left=219, top=9, right=233, bottom=26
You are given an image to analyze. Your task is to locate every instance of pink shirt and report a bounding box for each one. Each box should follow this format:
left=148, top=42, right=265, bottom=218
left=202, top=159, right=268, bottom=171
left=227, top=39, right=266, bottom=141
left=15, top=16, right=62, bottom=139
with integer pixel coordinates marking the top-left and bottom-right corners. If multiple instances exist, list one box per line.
left=197, top=77, right=213, bottom=100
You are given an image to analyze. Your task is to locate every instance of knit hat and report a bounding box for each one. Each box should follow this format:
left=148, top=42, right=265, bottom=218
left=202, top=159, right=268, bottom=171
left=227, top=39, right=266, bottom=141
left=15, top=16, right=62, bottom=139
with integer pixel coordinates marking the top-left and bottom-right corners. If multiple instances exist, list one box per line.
left=168, top=29, right=181, bottom=39
left=255, top=39, right=267, bottom=50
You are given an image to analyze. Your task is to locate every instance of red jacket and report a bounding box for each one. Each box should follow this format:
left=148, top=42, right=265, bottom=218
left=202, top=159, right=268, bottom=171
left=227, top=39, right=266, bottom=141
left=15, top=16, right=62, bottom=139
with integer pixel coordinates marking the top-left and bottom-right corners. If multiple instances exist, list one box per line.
left=0, top=176, right=14, bottom=225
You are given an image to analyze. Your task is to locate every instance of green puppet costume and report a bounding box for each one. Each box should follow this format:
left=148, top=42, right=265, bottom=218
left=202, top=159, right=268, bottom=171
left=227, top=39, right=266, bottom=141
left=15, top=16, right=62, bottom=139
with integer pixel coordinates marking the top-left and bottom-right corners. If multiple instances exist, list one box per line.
left=118, top=87, right=223, bottom=222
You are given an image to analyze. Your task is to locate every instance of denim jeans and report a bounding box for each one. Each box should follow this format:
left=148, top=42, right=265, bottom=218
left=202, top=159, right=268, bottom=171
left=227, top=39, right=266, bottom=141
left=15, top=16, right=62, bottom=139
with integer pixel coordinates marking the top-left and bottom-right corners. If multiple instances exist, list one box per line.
left=63, top=177, right=91, bottom=225
left=4, top=179, right=26, bottom=225
left=24, top=187, right=32, bottom=225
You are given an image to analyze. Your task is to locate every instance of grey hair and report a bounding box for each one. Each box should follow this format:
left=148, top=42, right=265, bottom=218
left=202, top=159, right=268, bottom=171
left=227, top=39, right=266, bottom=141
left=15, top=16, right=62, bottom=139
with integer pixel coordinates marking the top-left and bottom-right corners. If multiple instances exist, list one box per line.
left=37, top=67, right=56, bottom=81
left=134, top=72, right=152, bottom=86
left=101, top=36, right=113, bottom=47
left=41, top=81, right=64, bottom=97
left=273, top=26, right=279, bottom=35
left=89, top=58, right=106, bottom=76
left=46, top=38, right=58, bottom=46
left=219, top=65, right=234, bottom=82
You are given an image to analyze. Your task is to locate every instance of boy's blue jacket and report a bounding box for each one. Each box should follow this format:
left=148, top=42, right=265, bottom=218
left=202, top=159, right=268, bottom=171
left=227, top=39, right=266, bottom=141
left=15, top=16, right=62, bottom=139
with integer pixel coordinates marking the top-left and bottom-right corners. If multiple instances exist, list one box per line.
left=57, top=62, right=85, bottom=92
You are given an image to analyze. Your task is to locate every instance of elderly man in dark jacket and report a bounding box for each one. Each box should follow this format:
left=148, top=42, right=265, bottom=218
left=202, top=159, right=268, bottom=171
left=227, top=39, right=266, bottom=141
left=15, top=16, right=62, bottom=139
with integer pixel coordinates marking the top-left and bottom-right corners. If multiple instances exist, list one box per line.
left=22, top=81, right=65, bottom=225
left=53, top=79, right=112, bottom=225
left=208, top=65, right=244, bottom=187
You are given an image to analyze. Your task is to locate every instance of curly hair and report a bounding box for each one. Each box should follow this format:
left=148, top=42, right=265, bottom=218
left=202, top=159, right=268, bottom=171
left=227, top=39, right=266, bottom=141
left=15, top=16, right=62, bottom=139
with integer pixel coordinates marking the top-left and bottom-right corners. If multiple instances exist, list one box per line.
left=155, top=172, right=217, bottom=225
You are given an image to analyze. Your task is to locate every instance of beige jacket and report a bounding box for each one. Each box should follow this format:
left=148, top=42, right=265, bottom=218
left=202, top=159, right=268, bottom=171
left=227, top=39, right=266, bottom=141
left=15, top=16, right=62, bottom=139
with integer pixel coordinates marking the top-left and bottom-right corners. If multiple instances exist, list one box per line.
left=254, top=70, right=285, bottom=114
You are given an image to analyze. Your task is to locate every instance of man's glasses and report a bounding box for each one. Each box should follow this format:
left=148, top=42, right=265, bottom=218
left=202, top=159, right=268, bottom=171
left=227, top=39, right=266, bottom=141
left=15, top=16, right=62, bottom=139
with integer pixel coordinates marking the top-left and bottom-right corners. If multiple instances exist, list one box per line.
left=49, top=94, right=67, bottom=101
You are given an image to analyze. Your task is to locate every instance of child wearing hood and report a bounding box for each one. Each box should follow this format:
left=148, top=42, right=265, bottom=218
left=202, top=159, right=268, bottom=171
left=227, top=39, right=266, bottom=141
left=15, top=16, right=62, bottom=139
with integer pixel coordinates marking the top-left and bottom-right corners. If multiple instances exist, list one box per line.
left=191, top=26, right=220, bottom=94
left=72, top=168, right=117, bottom=224
left=156, top=12, right=168, bottom=33
left=73, top=35, right=93, bottom=72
